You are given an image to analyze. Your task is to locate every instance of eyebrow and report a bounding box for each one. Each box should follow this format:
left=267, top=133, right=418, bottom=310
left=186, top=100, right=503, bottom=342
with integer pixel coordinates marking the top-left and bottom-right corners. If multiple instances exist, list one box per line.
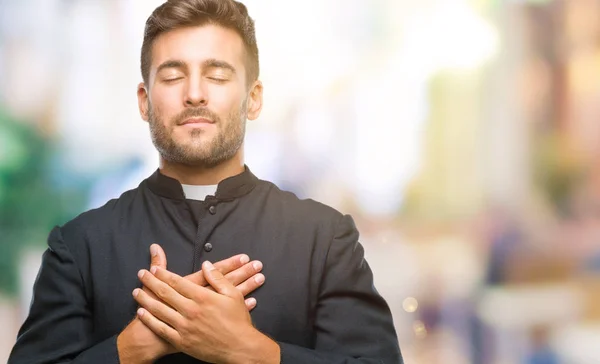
left=155, top=59, right=237, bottom=74
left=202, top=58, right=237, bottom=74
left=156, top=60, right=186, bottom=74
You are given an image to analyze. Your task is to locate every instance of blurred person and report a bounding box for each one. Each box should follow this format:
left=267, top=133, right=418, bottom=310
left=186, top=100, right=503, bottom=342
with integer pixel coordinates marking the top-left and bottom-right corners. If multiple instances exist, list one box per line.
left=8, top=0, right=402, bottom=363
left=524, top=326, right=559, bottom=364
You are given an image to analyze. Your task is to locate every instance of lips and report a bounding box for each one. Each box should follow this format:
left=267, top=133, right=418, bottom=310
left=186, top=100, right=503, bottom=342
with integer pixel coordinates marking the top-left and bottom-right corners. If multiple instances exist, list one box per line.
left=179, top=117, right=214, bottom=126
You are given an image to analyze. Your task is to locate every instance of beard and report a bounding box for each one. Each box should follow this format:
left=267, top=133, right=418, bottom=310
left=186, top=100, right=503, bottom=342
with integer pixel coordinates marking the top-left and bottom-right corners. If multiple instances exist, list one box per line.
left=148, top=102, right=247, bottom=168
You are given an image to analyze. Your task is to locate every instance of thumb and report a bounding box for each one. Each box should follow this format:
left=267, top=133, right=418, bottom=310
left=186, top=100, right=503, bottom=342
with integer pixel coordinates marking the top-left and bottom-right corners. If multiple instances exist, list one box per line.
left=202, top=261, right=236, bottom=297
left=150, top=244, right=167, bottom=270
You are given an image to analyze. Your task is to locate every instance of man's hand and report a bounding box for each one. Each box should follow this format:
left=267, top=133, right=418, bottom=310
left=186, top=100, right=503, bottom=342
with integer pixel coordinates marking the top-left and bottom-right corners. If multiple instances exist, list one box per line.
left=117, top=245, right=266, bottom=364
left=147, top=245, right=265, bottom=310
left=133, top=261, right=280, bottom=364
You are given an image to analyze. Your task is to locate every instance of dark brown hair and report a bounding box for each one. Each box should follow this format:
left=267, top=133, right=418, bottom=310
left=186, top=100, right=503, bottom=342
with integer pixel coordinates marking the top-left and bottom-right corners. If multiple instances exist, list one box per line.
left=141, top=0, right=259, bottom=85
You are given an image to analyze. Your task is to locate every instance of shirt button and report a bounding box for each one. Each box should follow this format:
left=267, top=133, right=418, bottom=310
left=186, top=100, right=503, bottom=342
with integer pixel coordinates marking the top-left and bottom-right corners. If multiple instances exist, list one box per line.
left=208, top=205, right=216, bottom=215
left=204, top=243, right=213, bottom=252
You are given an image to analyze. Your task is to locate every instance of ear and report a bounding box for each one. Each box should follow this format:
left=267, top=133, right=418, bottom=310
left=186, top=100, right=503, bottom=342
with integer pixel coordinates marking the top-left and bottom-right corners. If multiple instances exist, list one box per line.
left=246, top=80, right=263, bottom=121
left=137, top=82, right=150, bottom=122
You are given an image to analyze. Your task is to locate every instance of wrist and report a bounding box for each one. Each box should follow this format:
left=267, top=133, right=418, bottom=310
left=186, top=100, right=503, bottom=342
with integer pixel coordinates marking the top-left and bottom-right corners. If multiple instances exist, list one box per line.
left=117, top=323, right=161, bottom=364
left=227, top=328, right=280, bottom=364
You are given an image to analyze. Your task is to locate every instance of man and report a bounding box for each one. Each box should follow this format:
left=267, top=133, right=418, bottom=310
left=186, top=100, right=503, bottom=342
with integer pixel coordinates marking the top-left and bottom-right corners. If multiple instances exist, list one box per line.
left=9, top=0, right=403, bottom=363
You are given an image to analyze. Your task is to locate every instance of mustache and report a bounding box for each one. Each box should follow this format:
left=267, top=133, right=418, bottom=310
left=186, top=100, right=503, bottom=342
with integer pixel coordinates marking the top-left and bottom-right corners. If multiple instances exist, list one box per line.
left=174, top=107, right=220, bottom=125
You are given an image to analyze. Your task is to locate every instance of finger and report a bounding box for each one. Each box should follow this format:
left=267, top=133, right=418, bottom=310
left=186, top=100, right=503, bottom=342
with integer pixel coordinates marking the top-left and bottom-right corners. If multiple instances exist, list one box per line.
left=133, top=288, right=184, bottom=329
left=184, top=270, right=207, bottom=287
left=136, top=307, right=182, bottom=348
left=202, top=261, right=239, bottom=298
left=214, top=253, right=250, bottom=275
left=185, top=254, right=250, bottom=286
left=245, top=297, right=257, bottom=311
left=142, top=284, right=176, bottom=309
left=142, top=285, right=160, bottom=301
left=150, top=244, right=167, bottom=270
left=138, top=269, right=191, bottom=312
left=224, top=260, right=263, bottom=287
left=152, top=266, right=204, bottom=302
left=235, top=273, right=265, bottom=297
left=147, top=244, right=168, bottom=302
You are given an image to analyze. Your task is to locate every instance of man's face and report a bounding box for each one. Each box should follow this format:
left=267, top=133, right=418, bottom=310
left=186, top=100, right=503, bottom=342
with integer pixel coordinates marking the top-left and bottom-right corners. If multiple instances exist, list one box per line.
left=138, top=24, right=261, bottom=167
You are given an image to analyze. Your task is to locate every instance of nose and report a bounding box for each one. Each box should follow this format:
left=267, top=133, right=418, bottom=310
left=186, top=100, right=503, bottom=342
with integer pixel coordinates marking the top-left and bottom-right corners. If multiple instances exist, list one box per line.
left=184, top=77, right=208, bottom=107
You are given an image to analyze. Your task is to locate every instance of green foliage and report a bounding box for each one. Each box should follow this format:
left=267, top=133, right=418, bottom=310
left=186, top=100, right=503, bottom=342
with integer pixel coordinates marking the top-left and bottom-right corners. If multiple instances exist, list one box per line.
left=0, top=108, right=87, bottom=296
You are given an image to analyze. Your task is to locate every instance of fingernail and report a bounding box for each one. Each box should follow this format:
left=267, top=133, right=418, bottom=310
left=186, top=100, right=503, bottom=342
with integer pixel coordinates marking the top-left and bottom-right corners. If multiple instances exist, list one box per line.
left=150, top=266, right=157, bottom=275
left=253, top=261, right=262, bottom=270
left=248, top=297, right=257, bottom=306
left=204, top=261, right=215, bottom=270
left=137, top=308, right=145, bottom=317
left=132, top=288, right=140, bottom=297
left=138, top=270, right=145, bottom=279
left=150, top=244, right=157, bottom=257
left=240, top=255, right=250, bottom=264
left=255, top=274, right=265, bottom=284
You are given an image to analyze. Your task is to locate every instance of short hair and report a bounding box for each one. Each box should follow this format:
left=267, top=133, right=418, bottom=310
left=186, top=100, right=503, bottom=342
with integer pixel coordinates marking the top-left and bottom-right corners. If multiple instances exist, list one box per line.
left=141, top=0, right=259, bottom=85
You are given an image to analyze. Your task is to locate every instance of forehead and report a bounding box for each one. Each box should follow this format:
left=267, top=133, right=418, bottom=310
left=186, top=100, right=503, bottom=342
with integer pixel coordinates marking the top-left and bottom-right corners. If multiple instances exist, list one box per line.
left=151, top=24, right=246, bottom=72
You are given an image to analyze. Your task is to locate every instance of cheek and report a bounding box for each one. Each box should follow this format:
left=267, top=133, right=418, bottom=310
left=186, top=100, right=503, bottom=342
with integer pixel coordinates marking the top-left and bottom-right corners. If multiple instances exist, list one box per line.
left=151, top=87, right=182, bottom=115
left=209, top=86, right=244, bottom=115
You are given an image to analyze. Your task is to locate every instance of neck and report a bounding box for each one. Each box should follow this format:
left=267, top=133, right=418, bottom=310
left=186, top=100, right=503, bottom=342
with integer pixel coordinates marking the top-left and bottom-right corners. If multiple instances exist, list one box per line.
left=159, top=150, right=245, bottom=186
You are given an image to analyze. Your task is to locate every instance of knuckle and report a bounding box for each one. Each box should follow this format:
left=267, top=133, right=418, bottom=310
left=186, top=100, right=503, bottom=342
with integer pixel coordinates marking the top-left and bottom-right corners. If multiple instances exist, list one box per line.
left=181, top=340, right=193, bottom=353
left=187, top=306, right=200, bottom=319
left=230, top=289, right=243, bottom=300
left=158, top=324, right=169, bottom=338
left=246, top=278, right=258, bottom=289
left=168, top=276, right=179, bottom=290
left=164, top=275, right=177, bottom=286
left=235, top=281, right=247, bottom=293
left=187, top=272, right=205, bottom=285
left=146, top=290, right=159, bottom=300
left=155, top=286, right=169, bottom=300
left=210, top=271, right=224, bottom=281
left=240, top=264, right=254, bottom=278
left=246, top=282, right=258, bottom=293
left=246, top=276, right=259, bottom=287
left=216, top=263, right=228, bottom=274
left=213, top=259, right=230, bottom=272
left=150, top=259, right=164, bottom=270
left=226, top=255, right=240, bottom=265
left=143, top=297, right=157, bottom=312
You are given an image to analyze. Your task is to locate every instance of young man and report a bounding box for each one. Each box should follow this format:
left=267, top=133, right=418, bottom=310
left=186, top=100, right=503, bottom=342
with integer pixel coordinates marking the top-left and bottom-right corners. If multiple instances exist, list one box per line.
left=9, top=0, right=403, bottom=363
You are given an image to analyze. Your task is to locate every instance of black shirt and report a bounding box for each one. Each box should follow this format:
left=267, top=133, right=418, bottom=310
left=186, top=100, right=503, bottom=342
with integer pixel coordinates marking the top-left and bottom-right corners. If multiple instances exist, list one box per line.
left=9, top=167, right=403, bottom=363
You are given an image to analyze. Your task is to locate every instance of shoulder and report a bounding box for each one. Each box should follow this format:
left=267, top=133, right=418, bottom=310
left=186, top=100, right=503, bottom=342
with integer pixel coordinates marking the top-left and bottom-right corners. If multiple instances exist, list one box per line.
left=50, top=186, right=141, bottom=249
left=255, top=179, right=349, bottom=228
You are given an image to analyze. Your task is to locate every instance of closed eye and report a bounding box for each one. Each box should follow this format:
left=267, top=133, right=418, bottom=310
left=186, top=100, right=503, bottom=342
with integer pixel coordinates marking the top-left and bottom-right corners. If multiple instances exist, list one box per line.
left=208, top=77, right=228, bottom=83
left=163, top=77, right=183, bottom=83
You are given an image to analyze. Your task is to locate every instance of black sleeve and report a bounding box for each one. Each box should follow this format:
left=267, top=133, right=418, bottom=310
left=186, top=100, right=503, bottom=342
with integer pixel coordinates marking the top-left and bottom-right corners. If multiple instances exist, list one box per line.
left=278, top=214, right=403, bottom=363
left=8, top=227, right=120, bottom=364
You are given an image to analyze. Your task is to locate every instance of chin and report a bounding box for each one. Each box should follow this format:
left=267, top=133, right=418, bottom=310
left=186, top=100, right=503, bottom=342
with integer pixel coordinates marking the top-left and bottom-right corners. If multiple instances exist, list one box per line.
left=173, top=133, right=212, bottom=146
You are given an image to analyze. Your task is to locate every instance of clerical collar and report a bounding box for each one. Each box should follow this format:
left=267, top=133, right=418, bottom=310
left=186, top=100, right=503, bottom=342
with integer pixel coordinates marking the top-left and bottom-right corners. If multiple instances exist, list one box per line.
left=181, top=184, right=218, bottom=201
left=145, top=165, right=259, bottom=201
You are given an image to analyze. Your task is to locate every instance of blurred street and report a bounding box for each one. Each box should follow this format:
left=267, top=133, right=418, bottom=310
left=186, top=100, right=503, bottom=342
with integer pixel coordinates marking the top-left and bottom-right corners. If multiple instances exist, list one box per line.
left=1, top=0, right=600, bottom=362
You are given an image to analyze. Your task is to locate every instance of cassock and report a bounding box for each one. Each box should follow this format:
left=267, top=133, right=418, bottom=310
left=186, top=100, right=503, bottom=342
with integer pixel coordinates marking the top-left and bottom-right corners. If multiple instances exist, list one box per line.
left=9, top=167, right=403, bottom=363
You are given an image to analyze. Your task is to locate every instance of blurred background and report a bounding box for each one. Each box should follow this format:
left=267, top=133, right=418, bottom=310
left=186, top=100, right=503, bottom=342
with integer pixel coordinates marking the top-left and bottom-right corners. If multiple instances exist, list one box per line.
left=1, top=0, right=599, bottom=362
